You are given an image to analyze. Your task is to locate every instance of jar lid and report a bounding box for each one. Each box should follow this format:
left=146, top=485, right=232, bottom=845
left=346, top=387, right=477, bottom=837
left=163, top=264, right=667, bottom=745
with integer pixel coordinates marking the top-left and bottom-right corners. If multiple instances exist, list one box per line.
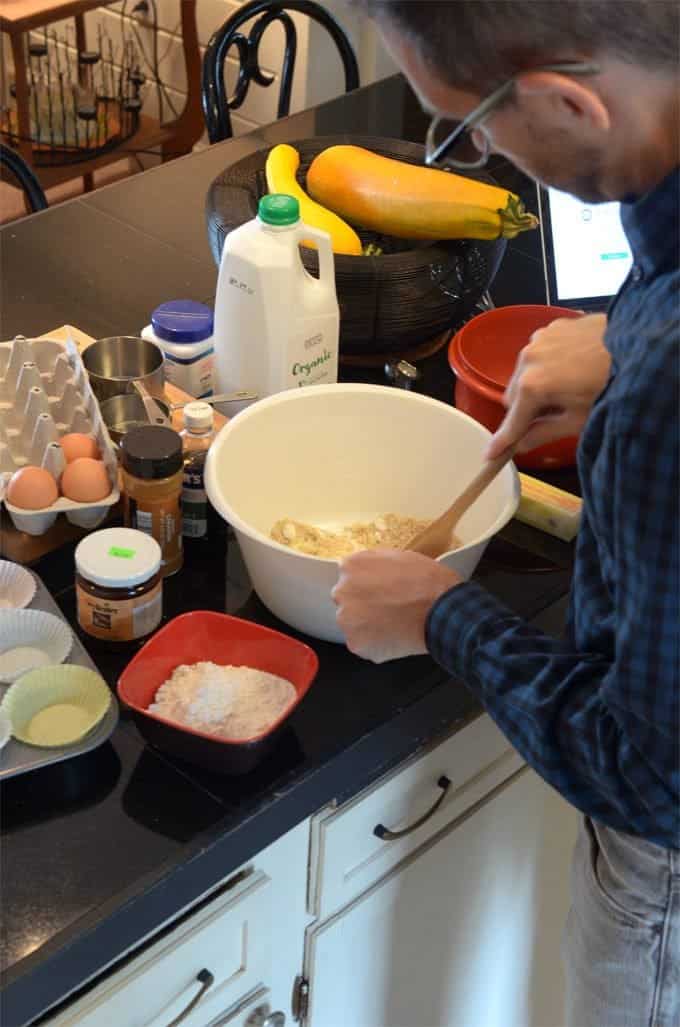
left=183, top=400, right=213, bottom=432
left=121, top=426, right=183, bottom=479
left=76, top=528, right=161, bottom=588
left=259, top=194, right=300, bottom=226
left=151, top=300, right=214, bottom=344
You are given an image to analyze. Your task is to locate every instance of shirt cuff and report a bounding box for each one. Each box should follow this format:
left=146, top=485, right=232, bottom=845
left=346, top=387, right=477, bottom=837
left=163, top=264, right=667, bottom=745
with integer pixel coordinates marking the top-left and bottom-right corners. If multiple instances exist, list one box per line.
left=425, top=580, right=520, bottom=682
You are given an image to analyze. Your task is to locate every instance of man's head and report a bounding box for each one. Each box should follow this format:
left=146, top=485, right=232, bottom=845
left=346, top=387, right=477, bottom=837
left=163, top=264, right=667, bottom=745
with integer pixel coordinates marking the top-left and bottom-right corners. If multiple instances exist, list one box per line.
left=358, top=1, right=679, bottom=201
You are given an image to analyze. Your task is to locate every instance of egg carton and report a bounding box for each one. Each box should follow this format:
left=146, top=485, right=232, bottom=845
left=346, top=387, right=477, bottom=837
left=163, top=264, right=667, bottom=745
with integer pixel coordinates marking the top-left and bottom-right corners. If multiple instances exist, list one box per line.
left=0, top=335, right=120, bottom=536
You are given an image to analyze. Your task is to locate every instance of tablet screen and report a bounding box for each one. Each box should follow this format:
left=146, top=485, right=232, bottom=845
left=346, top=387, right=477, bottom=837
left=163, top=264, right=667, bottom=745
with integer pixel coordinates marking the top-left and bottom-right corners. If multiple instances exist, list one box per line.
left=542, top=187, right=633, bottom=306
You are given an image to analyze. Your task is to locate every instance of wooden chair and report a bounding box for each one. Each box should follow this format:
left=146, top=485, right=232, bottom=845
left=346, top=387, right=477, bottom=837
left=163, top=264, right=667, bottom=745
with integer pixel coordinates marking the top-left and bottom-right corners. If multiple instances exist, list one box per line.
left=0, top=142, right=48, bottom=213
left=202, top=0, right=360, bottom=144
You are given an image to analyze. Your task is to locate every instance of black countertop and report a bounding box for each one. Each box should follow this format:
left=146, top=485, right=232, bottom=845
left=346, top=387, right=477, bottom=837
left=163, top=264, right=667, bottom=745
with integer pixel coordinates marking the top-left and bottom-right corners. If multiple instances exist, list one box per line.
left=1, top=75, right=575, bottom=1027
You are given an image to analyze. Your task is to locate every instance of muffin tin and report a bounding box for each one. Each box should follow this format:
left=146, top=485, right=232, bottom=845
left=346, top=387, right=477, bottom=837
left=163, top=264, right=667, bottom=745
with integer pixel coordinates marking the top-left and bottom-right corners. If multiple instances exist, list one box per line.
left=0, top=567, right=118, bottom=779
left=0, top=335, right=119, bottom=536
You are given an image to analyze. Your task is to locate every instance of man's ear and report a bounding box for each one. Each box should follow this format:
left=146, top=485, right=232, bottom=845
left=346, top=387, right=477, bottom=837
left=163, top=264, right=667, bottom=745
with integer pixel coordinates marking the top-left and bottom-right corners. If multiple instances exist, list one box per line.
left=515, top=71, right=610, bottom=132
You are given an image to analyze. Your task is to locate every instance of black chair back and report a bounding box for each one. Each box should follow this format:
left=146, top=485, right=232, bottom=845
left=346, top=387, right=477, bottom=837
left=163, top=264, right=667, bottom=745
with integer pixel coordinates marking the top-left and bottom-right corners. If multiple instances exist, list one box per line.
left=202, top=0, right=359, bottom=143
left=0, top=144, right=48, bottom=213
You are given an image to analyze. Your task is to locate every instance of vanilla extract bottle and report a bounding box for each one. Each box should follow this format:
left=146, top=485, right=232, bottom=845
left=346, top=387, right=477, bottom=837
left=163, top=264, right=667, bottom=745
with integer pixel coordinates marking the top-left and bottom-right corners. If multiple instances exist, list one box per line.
left=180, top=402, right=218, bottom=541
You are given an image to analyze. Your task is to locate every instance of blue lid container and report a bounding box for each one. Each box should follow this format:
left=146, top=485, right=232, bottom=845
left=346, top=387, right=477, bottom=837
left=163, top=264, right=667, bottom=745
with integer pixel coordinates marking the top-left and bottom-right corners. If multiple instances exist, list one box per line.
left=151, top=300, right=214, bottom=344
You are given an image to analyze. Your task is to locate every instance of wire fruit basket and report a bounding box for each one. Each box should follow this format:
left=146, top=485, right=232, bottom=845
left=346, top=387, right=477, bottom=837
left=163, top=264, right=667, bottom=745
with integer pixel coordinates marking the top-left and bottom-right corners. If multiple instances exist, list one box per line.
left=206, top=135, right=508, bottom=359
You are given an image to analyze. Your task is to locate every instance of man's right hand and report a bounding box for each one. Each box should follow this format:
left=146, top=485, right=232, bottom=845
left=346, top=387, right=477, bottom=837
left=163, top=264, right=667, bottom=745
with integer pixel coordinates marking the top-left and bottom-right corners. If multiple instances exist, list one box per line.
left=486, top=313, right=611, bottom=458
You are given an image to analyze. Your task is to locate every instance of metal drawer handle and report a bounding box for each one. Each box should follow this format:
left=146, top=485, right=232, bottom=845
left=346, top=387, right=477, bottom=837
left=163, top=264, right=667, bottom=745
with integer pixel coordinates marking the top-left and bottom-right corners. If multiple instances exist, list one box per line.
left=246, top=1007, right=286, bottom=1026
left=373, top=775, right=451, bottom=841
left=165, top=968, right=215, bottom=1027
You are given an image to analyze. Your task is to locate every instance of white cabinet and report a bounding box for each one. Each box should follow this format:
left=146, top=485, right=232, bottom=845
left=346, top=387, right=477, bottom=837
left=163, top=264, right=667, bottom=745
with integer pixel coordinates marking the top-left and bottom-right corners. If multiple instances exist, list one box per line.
left=45, top=820, right=309, bottom=1027
left=42, top=715, right=577, bottom=1027
left=309, top=716, right=522, bottom=920
left=303, top=767, right=578, bottom=1027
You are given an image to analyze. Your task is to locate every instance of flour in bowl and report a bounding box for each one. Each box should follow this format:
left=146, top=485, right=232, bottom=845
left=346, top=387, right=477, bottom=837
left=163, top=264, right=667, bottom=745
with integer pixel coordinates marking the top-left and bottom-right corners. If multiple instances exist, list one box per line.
left=271, top=513, right=437, bottom=558
left=149, top=662, right=297, bottom=740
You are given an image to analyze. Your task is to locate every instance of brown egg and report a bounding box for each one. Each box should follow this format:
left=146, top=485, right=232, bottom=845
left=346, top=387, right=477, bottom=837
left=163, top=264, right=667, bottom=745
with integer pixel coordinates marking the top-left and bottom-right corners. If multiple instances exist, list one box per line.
left=60, top=433, right=100, bottom=463
left=7, top=466, right=59, bottom=510
left=61, top=458, right=111, bottom=503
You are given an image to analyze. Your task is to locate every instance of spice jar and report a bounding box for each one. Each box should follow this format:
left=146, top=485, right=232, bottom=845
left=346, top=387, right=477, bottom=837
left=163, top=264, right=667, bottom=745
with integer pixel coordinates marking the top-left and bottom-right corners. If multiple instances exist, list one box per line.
left=120, top=425, right=184, bottom=577
left=75, top=528, right=162, bottom=642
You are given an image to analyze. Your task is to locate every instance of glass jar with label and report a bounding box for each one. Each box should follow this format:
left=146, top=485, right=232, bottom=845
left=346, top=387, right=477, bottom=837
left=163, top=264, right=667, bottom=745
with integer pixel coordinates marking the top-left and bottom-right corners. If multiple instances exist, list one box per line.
left=75, top=528, right=162, bottom=642
left=120, top=426, right=184, bottom=577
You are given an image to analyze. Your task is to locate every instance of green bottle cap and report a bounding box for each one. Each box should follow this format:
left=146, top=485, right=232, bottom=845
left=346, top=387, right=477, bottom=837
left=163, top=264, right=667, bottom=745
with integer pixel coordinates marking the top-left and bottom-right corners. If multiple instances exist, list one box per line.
left=258, top=194, right=300, bottom=226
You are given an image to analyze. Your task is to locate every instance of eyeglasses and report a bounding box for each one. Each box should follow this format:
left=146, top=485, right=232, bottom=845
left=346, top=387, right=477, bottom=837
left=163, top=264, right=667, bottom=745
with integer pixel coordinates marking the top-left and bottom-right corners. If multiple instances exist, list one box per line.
left=424, top=62, right=601, bottom=171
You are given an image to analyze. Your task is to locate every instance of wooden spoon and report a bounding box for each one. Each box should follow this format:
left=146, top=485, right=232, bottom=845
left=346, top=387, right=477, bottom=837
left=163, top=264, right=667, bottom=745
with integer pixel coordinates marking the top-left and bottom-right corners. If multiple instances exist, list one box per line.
left=403, top=445, right=518, bottom=559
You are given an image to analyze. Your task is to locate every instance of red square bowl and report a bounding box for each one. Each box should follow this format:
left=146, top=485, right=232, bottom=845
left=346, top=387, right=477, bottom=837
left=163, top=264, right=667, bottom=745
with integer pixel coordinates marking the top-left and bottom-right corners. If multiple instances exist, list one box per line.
left=117, top=611, right=319, bottom=775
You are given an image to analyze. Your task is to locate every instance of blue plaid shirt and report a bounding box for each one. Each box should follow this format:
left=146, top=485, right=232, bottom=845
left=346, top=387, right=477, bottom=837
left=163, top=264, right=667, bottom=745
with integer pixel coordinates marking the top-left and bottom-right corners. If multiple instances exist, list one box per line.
left=427, top=166, right=679, bottom=849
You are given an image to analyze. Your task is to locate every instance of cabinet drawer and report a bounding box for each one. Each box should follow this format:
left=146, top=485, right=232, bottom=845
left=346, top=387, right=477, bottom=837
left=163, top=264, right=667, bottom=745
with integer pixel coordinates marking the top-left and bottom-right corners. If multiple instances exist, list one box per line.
left=309, top=714, right=522, bottom=918
left=48, top=870, right=273, bottom=1027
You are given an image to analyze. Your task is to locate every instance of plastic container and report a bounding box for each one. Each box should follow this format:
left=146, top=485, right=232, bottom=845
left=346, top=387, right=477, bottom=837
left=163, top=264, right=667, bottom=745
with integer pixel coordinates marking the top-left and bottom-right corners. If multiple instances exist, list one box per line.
left=205, top=384, right=520, bottom=643
left=117, top=610, right=319, bottom=775
left=212, top=194, right=339, bottom=414
left=448, top=305, right=582, bottom=469
left=120, top=427, right=184, bottom=577
left=180, top=401, right=216, bottom=540
left=142, top=300, right=214, bottom=399
left=0, top=336, right=119, bottom=536
left=75, top=527, right=163, bottom=642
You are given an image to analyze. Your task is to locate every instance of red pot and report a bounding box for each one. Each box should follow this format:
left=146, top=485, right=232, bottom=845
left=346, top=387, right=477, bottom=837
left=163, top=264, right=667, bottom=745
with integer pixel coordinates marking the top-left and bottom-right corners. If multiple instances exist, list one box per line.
left=448, top=304, right=582, bottom=469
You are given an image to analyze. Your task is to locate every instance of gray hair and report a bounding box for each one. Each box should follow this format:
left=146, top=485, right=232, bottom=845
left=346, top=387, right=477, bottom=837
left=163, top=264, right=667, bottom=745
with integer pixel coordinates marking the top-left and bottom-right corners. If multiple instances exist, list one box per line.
left=358, top=1, right=680, bottom=92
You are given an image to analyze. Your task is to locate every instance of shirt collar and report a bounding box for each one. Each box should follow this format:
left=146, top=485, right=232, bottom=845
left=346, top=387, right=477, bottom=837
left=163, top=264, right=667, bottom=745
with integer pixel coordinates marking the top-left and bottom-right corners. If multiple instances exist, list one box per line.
left=620, top=165, right=679, bottom=279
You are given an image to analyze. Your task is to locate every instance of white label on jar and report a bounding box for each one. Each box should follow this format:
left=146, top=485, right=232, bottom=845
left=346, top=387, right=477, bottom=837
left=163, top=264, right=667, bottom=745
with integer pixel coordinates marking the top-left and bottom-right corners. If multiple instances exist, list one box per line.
left=165, top=351, right=214, bottom=398
left=134, top=509, right=153, bottom=535
left=77, top=579, right=162, bottom=641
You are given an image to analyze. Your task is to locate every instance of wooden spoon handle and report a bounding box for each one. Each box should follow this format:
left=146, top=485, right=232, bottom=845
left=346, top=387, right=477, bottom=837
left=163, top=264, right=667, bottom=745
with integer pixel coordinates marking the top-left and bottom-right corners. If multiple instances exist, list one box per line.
left=443, top=447, right=516, bottom=528
left=405, top=445, right=518, bottom=557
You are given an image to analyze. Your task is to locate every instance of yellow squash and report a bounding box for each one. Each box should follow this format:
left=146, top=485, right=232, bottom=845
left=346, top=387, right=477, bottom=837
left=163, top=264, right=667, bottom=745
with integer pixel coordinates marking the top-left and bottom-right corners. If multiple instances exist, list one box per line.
left=307, top=145, right=539, bottom=241
left=265, top=144, right=363, bottom=255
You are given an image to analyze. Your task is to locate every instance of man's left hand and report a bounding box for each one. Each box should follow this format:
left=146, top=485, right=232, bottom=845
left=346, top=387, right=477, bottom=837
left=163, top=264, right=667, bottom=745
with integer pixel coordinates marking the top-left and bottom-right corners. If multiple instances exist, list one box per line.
left=332, top=549, right=463, bottom=663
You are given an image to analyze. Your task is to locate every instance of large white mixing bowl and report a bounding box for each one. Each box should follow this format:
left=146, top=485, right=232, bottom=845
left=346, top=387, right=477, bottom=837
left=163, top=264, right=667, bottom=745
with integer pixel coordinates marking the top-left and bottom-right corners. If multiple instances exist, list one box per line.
left=205, top=384, right=520, bottom=643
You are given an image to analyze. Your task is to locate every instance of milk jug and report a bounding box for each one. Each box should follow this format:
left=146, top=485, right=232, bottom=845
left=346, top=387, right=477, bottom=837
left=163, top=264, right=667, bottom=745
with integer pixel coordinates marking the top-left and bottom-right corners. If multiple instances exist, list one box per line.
left=213, top=194, right=339, bottom=410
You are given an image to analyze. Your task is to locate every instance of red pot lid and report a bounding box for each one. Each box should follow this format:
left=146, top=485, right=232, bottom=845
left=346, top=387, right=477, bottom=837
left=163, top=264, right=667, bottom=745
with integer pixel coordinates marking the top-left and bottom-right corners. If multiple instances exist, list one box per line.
left=451, top=305, right=581, bottom=391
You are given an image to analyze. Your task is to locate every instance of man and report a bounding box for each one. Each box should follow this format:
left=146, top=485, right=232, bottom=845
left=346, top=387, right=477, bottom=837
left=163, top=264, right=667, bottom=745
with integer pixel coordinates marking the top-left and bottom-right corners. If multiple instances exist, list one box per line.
left=332, top=3, right=679, bottom=1024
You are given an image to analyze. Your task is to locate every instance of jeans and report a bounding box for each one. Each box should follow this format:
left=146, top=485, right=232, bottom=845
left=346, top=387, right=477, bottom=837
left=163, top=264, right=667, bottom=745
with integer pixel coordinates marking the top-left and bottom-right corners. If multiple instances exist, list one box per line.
left=564, top=816, right=680, bottom=1027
